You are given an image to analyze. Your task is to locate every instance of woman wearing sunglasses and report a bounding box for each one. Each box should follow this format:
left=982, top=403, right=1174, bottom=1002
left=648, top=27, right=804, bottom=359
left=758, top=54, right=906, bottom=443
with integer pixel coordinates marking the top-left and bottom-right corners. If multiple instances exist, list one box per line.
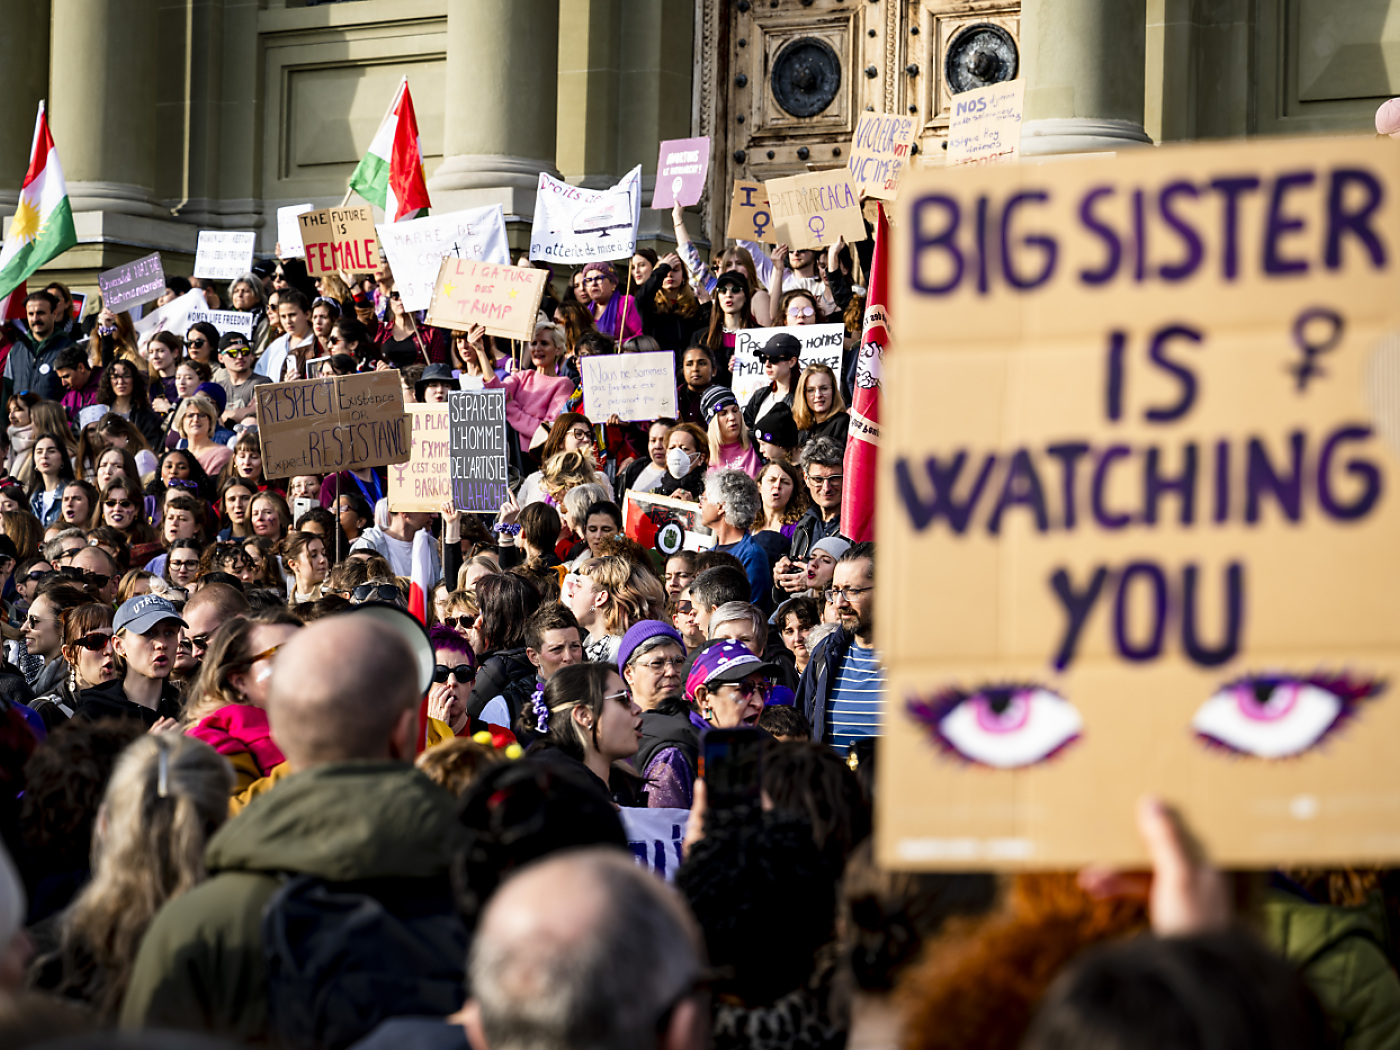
left=26, top=585, right=110, bottom=728
left=522, top=661, right=646, bottom=806
left=183, top=610, right=303, bottom=794
left=98, top=479, right=157, bottom=552
left=685, top=638, right=780, bottom=730
left=425, top=626, right=477, bottom=744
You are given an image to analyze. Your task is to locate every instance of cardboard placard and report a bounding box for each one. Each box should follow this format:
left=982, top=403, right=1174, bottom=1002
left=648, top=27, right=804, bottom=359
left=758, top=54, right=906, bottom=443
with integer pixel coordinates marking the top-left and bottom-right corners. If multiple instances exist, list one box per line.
left=880, top=135, right=1400, bottom=870
left=376, top=206, right=511, bottom=314
left=623, top=491, right=714, bottom=555
left=765, top=169, right=867, bottom=251
left=425, top=258, right=548, bottom=343
left=945, top=79, right=1025, bottom=167
left=730, top=323, right=846, bottom=406
left=726, top=180, right=773, bottom=242
left=186, top=308, right=256, bottom=338
left=298, top=206, right=382, bottom=277
left=98, top=252, right=165, bottom=314
left=652, top=137, right=711, bottom=209
left=620, top=808, right=691, bottom=882
left=193, top=231, right=256, bottom=280
left=387, top=404, right=451, bottom=512
left=255, top=370, right=409, bottom=479
left=447, top=389, right=509, bottom=512
left=580, top=350, right=678, bottom=422
left=277, top=203, right=314, bottom=257
left=529, top=166, right=642, bottom=264
left=848, top=113, right=919, bottom=200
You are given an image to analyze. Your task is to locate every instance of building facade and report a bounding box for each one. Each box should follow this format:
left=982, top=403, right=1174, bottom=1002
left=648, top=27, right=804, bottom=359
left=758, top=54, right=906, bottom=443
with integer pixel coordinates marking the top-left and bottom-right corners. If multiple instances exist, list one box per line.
left=0, top=0, right=1393, bottom=295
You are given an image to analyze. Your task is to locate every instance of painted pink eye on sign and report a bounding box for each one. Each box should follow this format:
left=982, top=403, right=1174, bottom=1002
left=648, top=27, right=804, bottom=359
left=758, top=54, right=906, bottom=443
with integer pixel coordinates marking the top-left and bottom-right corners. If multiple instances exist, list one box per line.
left=908, top=684, right=1082, bottom=769
left=1192, top=673, right=1384, bottom=759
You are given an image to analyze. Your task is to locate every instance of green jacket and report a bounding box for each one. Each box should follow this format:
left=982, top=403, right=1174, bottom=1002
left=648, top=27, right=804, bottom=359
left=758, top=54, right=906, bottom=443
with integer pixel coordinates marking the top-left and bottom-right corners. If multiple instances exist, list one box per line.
left=119, top=762, right=463, bottom=1044
left=1263, top=887, right=1400, bottom=1050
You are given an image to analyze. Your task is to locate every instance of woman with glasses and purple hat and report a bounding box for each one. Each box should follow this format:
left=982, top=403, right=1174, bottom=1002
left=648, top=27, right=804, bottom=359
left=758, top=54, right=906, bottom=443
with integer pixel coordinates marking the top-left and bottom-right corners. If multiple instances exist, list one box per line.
left=580, top=261, right=643, bottom=345
left=686, top=638, right=783, bottom=731
left=618, top=620, right=698, bottom=808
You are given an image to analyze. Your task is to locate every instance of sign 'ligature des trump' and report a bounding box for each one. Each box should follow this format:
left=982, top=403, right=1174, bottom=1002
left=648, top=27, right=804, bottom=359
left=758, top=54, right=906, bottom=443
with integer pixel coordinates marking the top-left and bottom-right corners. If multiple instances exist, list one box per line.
left=878, top=136, right=1400, bottom=869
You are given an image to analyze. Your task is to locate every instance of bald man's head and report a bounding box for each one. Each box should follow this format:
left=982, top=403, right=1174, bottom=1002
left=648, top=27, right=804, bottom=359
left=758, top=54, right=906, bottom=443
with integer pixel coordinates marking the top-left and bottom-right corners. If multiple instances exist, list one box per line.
left=268, top=615, right=420, bottom=769
left=467, top=849, right=705, bottom=1050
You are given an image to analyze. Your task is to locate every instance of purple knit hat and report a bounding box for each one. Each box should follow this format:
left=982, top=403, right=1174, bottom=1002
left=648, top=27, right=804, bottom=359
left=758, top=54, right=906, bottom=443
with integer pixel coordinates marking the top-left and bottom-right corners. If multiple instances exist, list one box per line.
left=616, top=619, right=685, bottom=672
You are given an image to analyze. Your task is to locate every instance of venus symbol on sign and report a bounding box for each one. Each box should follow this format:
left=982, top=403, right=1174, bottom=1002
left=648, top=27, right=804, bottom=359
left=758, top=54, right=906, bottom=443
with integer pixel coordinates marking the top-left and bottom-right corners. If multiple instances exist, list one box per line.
left=1289, top=307, right=1344, bottom=393
left=808, top=215, right=826, bottom=243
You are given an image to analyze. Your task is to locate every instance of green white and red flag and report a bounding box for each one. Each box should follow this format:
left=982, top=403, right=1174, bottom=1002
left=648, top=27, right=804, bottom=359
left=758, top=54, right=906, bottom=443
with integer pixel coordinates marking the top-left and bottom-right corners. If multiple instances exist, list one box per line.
left=349, top=77, right=432, bottom=222
left=0, top=102, right=77, bottom=317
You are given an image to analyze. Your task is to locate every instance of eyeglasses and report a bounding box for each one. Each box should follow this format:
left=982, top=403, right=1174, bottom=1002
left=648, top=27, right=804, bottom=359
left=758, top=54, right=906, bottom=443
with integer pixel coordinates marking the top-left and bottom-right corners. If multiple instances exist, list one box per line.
left=55, top=567, right=110, bottom=588
left=388, top=291, right=401, bottom=301
left=185, top=338, right=207, bottom=349
left=675, top=600, right=693, bottom=614
left=603, top=689, right=631, bottom=706
left=24, top=570, right=51, bottom=583
left=222, top=346, right=252, bottom=358
left=105, top=499, right=134, bottom=509
left=825, top=585, right=873, bottom=604
left=786, top=305, right=816, bottom=318
left=240, top=643, right=283, bottom=666
left=566, top=428, right=593, bottom=443
left=351, top=583, right=401, bottom=603
left=169, top=560, right=200, bottom=571
left=72, top=632, right=113, bottom=652
left=582, top=275, right=608, bottom=285
left=166, top=478, right=198, bottom=492
left=188, top=633, right=213, bottom=653
left=433, top=663, right=476, bottom=683
left=721, top=678, right=772, bottom=701
left=635, top=655, right=686, bottom=672
left=22, top=614, right=56, bottom=629
left=440, top=615, right=475, bottom=630
left=805, top=472, right=844, bottom=489
left=327, top=336, right=344, bottom=347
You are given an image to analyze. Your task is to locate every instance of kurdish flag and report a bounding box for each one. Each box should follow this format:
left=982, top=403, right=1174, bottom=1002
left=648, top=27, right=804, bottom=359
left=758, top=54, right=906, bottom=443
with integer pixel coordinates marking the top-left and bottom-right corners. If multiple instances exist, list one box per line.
left=349, top=77, right=431, bottom=222
left=0, top=102, right=76, bottom=304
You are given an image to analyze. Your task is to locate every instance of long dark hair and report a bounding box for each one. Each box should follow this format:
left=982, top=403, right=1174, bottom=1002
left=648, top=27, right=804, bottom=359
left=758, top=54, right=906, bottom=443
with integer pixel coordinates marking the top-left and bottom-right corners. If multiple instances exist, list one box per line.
left=521, top=662, right=616, bottom=761
left=476, top=573, right=542, bottom=652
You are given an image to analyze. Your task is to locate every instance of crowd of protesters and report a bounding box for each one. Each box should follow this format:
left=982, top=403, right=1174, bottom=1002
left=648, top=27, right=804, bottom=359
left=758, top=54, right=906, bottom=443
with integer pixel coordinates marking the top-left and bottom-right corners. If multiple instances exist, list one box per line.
left=0, top=198, right=1392, bottom=1050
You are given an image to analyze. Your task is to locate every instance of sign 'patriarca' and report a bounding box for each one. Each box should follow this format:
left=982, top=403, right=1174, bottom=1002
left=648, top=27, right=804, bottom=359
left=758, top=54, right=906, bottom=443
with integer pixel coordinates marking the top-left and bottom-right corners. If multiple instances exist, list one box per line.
left=879, top=135, right=1400, bottom=869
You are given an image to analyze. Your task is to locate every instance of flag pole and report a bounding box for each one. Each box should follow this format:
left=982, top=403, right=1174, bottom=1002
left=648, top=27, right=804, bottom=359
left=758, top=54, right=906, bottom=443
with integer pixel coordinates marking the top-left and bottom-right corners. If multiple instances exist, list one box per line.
left=616, top=264, right=633, bottom=352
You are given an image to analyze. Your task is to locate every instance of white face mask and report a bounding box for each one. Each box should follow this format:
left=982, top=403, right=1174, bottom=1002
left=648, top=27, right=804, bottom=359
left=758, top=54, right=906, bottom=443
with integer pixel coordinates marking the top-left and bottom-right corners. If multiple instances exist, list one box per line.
left=667, top=447, right=693, bottom=479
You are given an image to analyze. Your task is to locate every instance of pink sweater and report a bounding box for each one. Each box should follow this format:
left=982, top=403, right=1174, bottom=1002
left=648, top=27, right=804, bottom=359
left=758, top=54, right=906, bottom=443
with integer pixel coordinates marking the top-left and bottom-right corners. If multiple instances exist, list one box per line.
left=486, top=369, right=575, bottom=450
left=710, top=442, right=764, bottom=478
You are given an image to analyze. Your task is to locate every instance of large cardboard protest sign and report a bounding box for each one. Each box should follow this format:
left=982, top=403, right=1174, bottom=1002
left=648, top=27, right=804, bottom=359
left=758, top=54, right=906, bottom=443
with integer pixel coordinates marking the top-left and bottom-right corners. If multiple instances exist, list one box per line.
left=186, top=308, right=255, bottom=338
left=298, top=206, right=381, bottom=277
left=376, top=206, right=510, bottom=313
left=447, top=390, right=509, bottom=512
left=580, top=351, right=677, bottom=422
left=624, top=491, right=713, bottom=556
left=730, top=323, right=845, bottom=406
left=277, top=203, right=314, bottom=257
left=425, top=259, right=548, bottom=342
left=727, top=181, right=773, bottom=242
left=765, top=169, right=867, bottom=251
left=878, top=136, right=1400, bottom=870
left=98, top=253, right=164, bottom=314
left=848, top=113, right=919, bottom=200
left=255, top=371, right=409, bottom=479
left=193, top=231, right=256, bottom=280
left=652, top=137, right=710, bottom=209
left=530, top=166, right=641, bottom=264
left=945, top=79, right=1025, bottom=167
left=388, top=405, right=451, bottom=512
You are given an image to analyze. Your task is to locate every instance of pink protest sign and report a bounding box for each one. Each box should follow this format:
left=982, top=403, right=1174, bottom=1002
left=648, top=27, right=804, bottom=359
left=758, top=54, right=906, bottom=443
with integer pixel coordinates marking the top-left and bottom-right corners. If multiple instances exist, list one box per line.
left=652, top=137, right=711, bottom=209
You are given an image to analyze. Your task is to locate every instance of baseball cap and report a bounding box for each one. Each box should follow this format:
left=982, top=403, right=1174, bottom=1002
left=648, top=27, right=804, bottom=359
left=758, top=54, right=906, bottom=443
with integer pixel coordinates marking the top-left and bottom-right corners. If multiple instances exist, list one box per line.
left=218, top=332, right=249, bottom=353
left=616, top=619, right=685, bottom=672
left=714, top=269, right=750, bottom=297
left=757, top=332, right=802, bottom=361
left=114, top=594, right=187, bottom=636
left=754, top=403, right=798, bottom=449
left=700, top=385, right=739, bottom=426
left=684, top=639, right=781, bottom=703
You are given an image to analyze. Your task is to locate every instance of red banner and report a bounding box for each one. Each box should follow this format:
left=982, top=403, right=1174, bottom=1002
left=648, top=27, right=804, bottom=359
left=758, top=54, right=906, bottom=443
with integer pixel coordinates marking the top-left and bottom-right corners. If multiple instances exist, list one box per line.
left=840, top=203, right=887, bottom=542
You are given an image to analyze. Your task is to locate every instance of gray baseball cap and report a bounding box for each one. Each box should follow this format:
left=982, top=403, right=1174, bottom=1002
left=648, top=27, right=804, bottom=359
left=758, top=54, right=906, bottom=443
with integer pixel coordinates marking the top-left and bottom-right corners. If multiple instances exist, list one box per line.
left=114, top=594, right=187, bottom=635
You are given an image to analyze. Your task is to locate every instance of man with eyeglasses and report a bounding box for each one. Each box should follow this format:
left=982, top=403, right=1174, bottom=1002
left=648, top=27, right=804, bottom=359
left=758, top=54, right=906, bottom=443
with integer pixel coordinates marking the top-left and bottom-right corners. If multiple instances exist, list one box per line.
left=182, top=584, right=252, bottom=673
left=212, top=332, right=270, bottom=428
left=772, top=436, right=849, bottom=604
left=795, top=542, right=881, bottom=749
left=619, top=620, right=700, bottom=809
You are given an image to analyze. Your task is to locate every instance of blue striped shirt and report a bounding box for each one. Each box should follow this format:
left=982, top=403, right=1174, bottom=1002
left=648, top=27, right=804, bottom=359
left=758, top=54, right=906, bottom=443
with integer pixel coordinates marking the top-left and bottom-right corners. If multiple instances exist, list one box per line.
left=826, top=643, right=883, bottom=751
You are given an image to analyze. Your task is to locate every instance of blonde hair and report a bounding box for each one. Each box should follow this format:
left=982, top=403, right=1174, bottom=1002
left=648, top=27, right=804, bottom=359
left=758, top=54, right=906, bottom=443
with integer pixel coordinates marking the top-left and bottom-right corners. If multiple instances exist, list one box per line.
left=58, top=735, right=232, bottom=1018
left=707, top=409, right=752, bottom=463
left=534, top=322, right=566, bottom=354
left=540, top=449, right=600, bottom=504
left=792, top=363, right=848, bottom=430
left=578, top=555, right=666, bottom=636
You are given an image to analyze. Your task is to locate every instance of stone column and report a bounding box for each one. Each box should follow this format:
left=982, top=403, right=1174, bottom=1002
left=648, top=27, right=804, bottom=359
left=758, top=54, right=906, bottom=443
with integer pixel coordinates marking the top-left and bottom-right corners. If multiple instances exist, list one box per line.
left=0, top=0, right=52, bottom=210
left=430, top=0, right=561, bottom=214
left=557, top=0, right=621, bottom=189
left=1019, top=0, right=1153, bottom=155
left=48, top=0, right=163, bottom=217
